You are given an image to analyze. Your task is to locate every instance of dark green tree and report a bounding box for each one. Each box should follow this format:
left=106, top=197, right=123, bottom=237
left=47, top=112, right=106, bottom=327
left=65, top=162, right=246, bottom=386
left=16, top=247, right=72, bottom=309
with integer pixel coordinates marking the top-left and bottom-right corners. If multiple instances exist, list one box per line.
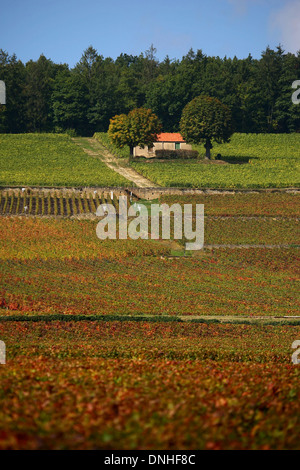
left=74, top=47, right=123, bottom=133
left=24, top=54, right=65, bottom=132
left=52, top=70, right=89, bottom=135
left=145, top=59, right=193, bottom=131
left=180, top=95, right=233, bottom=159
left=87, top=57, right=121, bottom=132
left=254, top=46, right=284, bottom=132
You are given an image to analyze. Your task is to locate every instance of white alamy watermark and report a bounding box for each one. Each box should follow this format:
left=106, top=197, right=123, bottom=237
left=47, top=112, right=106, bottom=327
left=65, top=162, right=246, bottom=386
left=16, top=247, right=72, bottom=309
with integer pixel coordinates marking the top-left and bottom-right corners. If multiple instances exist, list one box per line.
left=292, top=340, right=300, bottom=365
left=95, top=196, right=204, bottom=251
left=0, top=341, right=6, bottom=364
left=292, top=80, right=300, bottom=105
left=0, top=81, right=6, bottom=105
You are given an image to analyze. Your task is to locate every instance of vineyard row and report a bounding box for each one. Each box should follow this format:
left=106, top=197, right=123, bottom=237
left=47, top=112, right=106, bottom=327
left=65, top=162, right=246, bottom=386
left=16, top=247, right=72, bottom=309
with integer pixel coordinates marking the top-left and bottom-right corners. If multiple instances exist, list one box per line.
left=0, top=191, right=132, bottom=216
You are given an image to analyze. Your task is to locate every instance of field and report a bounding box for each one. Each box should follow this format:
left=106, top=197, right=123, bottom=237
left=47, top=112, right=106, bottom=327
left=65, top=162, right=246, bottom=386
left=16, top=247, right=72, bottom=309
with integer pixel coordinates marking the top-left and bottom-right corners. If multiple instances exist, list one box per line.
left=0, top=321, right=300, bottom=450
left=0, top=219, right=298, bottom=317
left=194, top=133, right=300, bottom=160
left=1, top=133, right=299, bottom=190
left=131, top=133, right=300, bottom=188
left=0, top=133, right=299, bottom=450
left=0, top=192, right=299, bottom=319
left=0, top=134, right=130, bottom=187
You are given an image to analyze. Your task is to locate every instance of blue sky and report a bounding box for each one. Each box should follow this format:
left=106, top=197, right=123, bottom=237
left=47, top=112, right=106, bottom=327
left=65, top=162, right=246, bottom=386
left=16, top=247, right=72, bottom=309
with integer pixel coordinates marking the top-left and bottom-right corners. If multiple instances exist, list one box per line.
left=1, top=0, right=299, bottom=66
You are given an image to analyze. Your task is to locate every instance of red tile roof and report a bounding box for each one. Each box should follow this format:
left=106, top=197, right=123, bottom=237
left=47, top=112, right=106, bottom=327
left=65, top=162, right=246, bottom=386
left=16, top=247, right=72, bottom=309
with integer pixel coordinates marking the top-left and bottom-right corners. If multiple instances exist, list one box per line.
left=156, top=133, right=185, bottom=142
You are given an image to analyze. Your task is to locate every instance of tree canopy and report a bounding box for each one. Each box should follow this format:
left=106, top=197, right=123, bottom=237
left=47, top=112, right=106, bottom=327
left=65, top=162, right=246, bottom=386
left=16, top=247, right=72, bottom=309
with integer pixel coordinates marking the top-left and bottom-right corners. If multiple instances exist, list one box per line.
left=180, top=95, right=233, bottom=158
left=108, top=108, right=162, bottom=157
left=0, top=45, right=299, bottom=135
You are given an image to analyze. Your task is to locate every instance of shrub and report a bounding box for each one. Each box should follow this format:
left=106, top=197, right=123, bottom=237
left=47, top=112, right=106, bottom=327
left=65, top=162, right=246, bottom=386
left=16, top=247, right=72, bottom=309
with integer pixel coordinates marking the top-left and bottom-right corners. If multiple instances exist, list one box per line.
left=54, top=126, right=77, bottom=137
left=154, top=149, right=199, bottom=159
left=64, top=128, right=77, bottom=138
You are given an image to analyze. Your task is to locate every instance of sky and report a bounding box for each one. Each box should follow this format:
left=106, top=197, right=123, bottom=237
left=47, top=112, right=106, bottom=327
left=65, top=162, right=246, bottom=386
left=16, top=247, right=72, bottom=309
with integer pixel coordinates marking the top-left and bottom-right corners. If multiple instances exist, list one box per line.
left=1, top=0, right=299, bottom=66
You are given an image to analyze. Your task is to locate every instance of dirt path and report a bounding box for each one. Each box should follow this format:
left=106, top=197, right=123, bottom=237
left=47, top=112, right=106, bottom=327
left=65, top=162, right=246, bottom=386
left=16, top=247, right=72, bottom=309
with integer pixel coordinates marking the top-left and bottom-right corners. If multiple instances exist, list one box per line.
left=73, top=137, right=159, bottom=188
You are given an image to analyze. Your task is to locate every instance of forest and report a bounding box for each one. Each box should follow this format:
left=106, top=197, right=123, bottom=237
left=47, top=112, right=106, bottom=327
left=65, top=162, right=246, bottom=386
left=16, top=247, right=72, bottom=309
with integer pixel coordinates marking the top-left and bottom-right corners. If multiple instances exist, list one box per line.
left=0, top=44, right=299, bottom=136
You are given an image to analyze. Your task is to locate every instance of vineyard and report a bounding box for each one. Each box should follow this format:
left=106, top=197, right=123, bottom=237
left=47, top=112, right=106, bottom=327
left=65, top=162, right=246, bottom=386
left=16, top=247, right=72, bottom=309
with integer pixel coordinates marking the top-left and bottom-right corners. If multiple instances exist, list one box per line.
left=0, top=192, right=298, bottom=317
left=131, top=133, right=300, bottom=188
left=194, top=132, right=300, bottom=160
left=0, top=133, right=130, bottom=187
left=0, top=191, right=299, bottom=449
left=0, top=132, right=299, bottom=450
left=0, top=321, right=300, bottom=450
left=0, top=189, right=128, bottom=217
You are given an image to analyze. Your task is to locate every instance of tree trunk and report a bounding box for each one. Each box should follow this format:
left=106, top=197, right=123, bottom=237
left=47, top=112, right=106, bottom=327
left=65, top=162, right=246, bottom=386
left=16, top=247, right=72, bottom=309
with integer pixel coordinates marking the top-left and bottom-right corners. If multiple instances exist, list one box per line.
left=129, top=145, right=134, bottom=163
left=205, top=139, right=211, bottom=159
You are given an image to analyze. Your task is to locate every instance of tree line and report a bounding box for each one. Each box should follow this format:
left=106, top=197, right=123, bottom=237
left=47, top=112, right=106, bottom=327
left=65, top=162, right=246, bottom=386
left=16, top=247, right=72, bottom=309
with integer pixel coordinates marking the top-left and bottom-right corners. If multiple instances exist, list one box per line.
left=0, top=44, right=299, bottom=136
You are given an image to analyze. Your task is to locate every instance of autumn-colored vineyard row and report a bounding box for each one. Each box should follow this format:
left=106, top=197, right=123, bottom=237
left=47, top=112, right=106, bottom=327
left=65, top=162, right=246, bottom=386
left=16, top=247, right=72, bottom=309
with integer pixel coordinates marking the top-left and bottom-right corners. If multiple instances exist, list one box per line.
left=159, top=192, right=300, bottom=217
left=0, top=321, right=300, bottom=450
left=0, top=218, right=298, bottom=316
left=2, top=321, right=300, bottom=363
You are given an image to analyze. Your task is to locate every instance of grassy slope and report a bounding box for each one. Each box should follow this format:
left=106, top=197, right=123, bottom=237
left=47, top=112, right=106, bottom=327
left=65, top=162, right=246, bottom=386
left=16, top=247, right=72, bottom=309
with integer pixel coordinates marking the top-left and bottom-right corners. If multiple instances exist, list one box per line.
left=0, top=133, right=130, bottom=187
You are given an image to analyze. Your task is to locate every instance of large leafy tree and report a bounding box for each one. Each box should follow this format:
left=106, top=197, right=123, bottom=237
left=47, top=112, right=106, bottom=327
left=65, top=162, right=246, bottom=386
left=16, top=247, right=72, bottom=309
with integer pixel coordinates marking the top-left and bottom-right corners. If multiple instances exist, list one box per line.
left=108, top=107, right=162, bottom=159
left=180, top=95, right=233, bottom=159
left=145, top=69, right=193, bottom=132
left=254, top=46, right=284, bottom=132
left=87, top=57, right=121, bottom=132
left=52, top=70, right=89, bottom=135
left=24, top=54, right=65, bottom=132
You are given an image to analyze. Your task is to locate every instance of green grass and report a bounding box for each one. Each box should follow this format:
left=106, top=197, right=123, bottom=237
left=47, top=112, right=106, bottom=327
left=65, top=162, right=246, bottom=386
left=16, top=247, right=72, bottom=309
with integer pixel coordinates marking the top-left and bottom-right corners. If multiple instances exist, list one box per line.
left=132, top=159, right=300, bottom=188
left=93, top=132, right=131, bottom=158
left=0, top=133, right=130, bottom=187
left=194, top=132, right=300, bottom=160
left=2, top=132, right=299, bottom=189
left=131, top=133, right=300, bottom=188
